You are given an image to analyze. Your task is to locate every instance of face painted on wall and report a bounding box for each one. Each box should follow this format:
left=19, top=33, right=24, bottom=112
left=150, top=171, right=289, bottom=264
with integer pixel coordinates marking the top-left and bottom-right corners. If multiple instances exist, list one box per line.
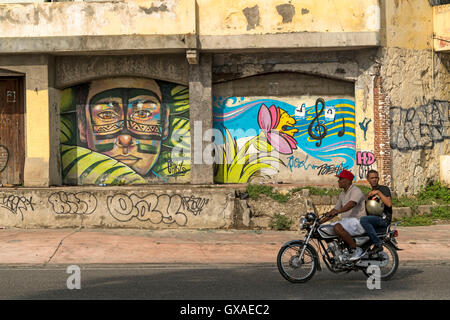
left=78, top=78, right=170, bottom=176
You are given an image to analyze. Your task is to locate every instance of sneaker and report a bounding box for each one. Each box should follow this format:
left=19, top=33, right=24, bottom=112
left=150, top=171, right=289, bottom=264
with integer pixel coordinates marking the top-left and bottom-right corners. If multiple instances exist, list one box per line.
left=349, top=247, right=364, bottom=261
left=371, top=244, right=383, bottom=254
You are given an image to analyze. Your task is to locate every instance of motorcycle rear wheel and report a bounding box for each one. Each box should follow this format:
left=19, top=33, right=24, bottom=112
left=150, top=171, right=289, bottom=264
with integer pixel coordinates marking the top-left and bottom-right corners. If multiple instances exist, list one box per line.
left=277, top=241, right=317, bottom=283
left=362, top=242, right=399, bottom=281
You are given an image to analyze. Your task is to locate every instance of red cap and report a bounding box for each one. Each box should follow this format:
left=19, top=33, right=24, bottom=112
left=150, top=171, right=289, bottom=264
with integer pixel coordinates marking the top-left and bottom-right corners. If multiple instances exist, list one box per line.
left=336, top=169, right=354, bottom=181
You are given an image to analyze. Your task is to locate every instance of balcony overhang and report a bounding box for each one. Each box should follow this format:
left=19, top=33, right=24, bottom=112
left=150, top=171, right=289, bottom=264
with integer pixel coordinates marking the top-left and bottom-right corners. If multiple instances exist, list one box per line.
left=0, top=0, right=381, bottom=55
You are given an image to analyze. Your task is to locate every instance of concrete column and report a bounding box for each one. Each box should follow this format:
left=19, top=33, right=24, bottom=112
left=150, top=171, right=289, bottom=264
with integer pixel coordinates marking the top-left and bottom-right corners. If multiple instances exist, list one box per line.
left=189, top=53, right=214, bottom=184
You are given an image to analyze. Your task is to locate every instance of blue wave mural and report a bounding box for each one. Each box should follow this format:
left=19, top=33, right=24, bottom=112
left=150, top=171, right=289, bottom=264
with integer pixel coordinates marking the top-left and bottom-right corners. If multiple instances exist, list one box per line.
left=213, top=96, right=356, bottom=171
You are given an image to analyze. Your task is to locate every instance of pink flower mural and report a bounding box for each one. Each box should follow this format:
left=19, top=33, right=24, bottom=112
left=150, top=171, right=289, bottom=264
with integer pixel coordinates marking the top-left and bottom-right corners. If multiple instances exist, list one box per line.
left=257, top=104, right=298, bottom=154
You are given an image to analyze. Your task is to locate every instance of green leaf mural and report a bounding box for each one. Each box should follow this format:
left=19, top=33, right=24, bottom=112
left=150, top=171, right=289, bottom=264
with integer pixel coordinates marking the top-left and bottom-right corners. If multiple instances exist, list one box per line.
left=214, top=128, right=283, bottom=183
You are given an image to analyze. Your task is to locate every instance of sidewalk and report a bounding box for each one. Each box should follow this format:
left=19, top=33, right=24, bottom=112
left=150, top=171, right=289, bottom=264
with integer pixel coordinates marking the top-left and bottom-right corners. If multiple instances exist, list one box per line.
left=0, top=225, right=449, bottom=266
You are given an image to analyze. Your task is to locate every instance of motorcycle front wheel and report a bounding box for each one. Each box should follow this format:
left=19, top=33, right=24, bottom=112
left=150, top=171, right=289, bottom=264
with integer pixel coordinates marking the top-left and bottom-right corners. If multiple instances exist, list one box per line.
left=362, top=242, right=399, bottom=281
left=277, top=241, right=317, bottom=283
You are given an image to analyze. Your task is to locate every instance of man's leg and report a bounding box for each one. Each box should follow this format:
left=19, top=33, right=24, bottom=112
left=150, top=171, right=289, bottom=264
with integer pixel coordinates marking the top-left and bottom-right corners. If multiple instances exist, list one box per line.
left=360, top=216, right=382, bottom=245
left=360, top=216, right=386, bottom=252
left=333, top=223, right=357, bottom=249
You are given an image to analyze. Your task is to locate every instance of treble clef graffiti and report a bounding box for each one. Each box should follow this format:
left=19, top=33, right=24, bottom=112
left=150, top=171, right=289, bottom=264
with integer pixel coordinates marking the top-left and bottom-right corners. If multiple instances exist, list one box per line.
left=308, top=98, right=327, bottom=147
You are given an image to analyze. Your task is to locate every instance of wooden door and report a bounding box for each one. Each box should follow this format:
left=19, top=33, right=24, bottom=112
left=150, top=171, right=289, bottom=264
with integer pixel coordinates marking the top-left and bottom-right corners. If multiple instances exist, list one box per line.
left=0, top=78, right=24, bottom=186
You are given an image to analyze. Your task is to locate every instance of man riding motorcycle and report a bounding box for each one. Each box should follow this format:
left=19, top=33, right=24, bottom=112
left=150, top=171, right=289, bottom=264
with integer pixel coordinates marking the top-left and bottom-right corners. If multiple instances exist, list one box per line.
left=319, top=169, right=366, bottom=261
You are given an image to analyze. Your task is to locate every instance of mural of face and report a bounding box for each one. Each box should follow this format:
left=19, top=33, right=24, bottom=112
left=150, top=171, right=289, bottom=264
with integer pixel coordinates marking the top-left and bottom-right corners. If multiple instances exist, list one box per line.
left=78, top=78, right=170, bottom=176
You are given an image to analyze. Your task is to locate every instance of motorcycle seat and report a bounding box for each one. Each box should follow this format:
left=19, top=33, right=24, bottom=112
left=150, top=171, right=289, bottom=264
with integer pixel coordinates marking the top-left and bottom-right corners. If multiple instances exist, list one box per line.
left=355, top=226, right=387, bottom=238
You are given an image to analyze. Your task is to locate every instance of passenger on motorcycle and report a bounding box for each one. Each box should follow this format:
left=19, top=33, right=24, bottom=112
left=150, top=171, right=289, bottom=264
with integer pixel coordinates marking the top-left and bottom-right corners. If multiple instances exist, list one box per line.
left=319, top=169, right=366, bottom=261
left=360, top=169, right=393, bottom=254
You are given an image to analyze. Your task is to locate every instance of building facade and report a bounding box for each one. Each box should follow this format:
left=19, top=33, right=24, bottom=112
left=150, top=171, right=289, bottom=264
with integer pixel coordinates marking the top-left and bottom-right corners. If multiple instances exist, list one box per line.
left=0, top=0, right=448, bottom=199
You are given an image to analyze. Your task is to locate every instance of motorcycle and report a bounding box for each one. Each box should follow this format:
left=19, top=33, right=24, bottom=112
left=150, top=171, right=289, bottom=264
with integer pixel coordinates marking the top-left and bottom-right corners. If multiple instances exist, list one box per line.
left=277, top=212, right=401, bottom=283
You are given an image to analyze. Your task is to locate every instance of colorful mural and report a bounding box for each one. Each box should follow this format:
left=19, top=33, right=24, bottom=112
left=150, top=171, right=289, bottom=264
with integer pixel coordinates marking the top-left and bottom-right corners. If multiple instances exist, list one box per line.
left=213, top=96, right=356, bottom=183
left=60, top=77, right=190, bottom=185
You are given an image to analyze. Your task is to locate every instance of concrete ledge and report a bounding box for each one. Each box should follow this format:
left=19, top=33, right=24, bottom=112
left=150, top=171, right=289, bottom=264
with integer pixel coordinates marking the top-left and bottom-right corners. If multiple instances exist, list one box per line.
left=0, top=32, right=380, bottom=54
left=0, top=186, right=235, bottom=229
left=392, top=207, right=412, bottom=219
left=0, top=35, right=190, bottom=54
left=200, top=32, right=380, bottom=51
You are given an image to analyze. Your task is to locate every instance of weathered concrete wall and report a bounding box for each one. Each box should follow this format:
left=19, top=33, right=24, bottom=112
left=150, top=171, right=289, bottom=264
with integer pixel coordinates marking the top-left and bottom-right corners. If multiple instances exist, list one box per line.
left=55, top=54, right=189, bottom=89
left=379, top=0, right=450, bottom=195
left=0, top=0, right=380, bottom=53
left=198, top=0, right=380, bottom=34
left=0, top=186, right=234, bottom=229
left=0, top=1, right=196, bottom=37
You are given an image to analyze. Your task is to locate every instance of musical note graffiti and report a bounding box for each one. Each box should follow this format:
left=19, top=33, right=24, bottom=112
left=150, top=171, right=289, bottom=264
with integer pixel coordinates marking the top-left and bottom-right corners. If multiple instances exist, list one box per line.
left=308, top=98, right=328, bottom=147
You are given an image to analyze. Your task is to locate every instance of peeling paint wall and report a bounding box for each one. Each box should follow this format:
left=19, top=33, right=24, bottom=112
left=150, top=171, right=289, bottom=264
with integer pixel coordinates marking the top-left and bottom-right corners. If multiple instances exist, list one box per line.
left=198, top=0, right=380, bottom=35
left=380, top=0, right=450, bottom=195
left=0, top=0, right=379, bottom=38
left=0, top=0, right=195, bottom=37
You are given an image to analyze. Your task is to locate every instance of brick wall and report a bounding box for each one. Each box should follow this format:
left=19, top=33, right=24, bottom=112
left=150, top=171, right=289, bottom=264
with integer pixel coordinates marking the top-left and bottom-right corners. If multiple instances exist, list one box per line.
left=373, top=73, right=392, bottom=188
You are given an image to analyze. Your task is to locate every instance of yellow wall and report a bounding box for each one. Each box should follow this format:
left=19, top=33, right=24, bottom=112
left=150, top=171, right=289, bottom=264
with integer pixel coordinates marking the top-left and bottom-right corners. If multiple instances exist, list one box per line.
left=26, top=89, right=49, bottom=159
left=0, top=0, right=379, bottom=38
left=433, top=4, right=450, bottom=52
left=0, top=0, right=196, bottom=37
left=385, top=0, right=433, bottom=50
left=197, top=0, right=380, bottom=35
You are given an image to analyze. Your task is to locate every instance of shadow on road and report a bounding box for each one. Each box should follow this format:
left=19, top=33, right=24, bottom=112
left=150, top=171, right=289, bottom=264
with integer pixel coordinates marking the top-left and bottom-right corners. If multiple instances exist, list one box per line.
left=7, top=264, right=434, bottom=300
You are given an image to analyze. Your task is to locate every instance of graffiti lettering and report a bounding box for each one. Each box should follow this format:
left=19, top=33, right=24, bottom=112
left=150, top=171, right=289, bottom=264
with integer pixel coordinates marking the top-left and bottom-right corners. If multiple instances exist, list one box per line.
left=287, top=155, right=318, bottom=172
left=181, top=196, right=209, bottom=216
left=0, top=145, right=8, bottom=173
left=107, top=193, right=209, bottom=226
left=48, top=192, right=97, bottom=215
left=0, top=194, right=35, bottom=221
left=0, top=6, right=53, bottom=25
left=316, top=163, right=345, bottom=176
left=287, top=155, right=346, bottom=176
left=390, top=100, right=449, bottom=151
left=356, top=151, right=375, bottom=166
left=167, top=159, right=188, bottom=176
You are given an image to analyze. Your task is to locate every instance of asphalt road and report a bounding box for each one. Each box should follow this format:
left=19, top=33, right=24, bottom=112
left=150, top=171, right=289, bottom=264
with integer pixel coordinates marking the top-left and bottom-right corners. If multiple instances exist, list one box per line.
left=1, top=262, right=449, bottom=300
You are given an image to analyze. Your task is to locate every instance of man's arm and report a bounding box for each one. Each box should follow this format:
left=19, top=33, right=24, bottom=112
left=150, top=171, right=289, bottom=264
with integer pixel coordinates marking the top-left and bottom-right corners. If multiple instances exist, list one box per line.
left=368, top=189, right=392, bottom=208
left=320, top=201, right=356, bottom=224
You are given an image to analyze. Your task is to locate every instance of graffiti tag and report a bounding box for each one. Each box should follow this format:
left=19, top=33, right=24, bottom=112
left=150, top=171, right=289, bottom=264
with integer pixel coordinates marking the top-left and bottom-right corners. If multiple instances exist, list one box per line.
left=0, top=145, right=8, bottom=173
left=107, top=193, right=209, bottom=226
left=0, top=194, right=35, bottom=221
left=287, top=155, right=346, bottom=176
left=167, top=159, right=188, bottom=176
left=390, top=100, right=449, bottom=151
left=181, top=196, right=209, bottom=216
left=356, top=151, right=376, bottom=179
left=48, top=191, right=97, bottom=214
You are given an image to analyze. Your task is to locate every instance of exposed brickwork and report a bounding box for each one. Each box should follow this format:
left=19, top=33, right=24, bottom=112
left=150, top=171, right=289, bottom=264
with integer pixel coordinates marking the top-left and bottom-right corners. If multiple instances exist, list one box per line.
left=373, top=74, right=392, bottom=188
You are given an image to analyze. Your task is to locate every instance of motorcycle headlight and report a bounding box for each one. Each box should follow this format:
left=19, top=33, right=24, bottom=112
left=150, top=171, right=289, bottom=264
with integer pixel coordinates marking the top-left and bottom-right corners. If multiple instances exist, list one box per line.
left=299, top=217, right=307, bottom=230
left=305, top=212, right=316, bottom=222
